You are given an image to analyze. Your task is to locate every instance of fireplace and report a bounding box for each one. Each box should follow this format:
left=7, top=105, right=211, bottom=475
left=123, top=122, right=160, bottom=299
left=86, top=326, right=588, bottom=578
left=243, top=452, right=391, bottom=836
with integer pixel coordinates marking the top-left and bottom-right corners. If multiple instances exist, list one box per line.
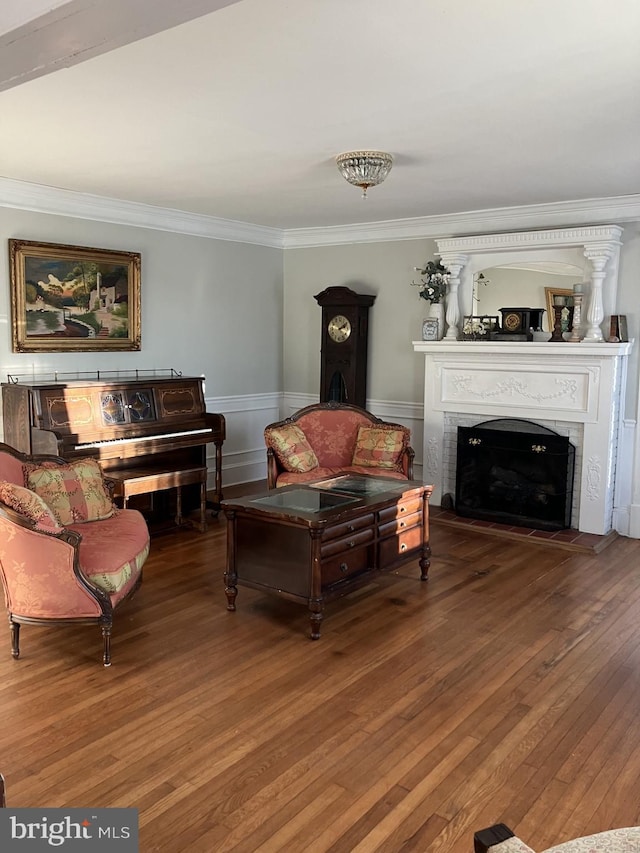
left=413, top=338, right=632, bottom=535
left=455, top=418, right=575, bottom=530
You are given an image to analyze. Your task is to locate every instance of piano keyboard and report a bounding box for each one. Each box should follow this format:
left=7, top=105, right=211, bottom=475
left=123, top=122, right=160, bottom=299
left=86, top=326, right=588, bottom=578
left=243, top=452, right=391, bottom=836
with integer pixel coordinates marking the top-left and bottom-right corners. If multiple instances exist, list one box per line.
left=75, top=427, right=214, bottom=450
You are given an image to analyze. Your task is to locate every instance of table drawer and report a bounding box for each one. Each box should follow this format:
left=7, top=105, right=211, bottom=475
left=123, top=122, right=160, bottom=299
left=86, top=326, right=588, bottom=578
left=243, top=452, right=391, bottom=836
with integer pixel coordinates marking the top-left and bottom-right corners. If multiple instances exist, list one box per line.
left=378, top=496, right=423, bottom=523
left=378, top=525, right=424, bottom=565
left=378, top=510, right=422, bottom=538
left=321, top=528, right=374, bottom=558
left=322, top=513, right=375, bottom=542
left=322, top=545, right=372, bottom=586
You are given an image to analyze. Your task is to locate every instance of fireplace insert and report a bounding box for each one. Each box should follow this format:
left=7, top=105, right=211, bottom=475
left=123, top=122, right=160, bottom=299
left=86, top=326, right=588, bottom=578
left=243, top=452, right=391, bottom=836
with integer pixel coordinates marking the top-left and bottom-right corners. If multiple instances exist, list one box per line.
left=455, top=418, right=575, bottom=530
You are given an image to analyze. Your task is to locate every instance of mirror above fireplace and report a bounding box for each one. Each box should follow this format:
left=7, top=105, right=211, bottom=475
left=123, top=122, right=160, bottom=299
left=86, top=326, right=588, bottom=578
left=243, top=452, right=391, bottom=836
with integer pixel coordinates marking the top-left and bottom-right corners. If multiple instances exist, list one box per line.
left=434, top=225, right=623, bottom=343
left=472, top=262, right=584, bottom=333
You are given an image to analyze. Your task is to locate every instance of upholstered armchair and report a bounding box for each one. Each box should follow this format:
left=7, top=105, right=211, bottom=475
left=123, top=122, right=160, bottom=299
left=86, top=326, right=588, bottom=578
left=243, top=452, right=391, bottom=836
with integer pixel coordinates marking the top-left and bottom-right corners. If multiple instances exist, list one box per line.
left=475, top=823, right=640, bottom=852
left=0, top=442, right=149, bottom=666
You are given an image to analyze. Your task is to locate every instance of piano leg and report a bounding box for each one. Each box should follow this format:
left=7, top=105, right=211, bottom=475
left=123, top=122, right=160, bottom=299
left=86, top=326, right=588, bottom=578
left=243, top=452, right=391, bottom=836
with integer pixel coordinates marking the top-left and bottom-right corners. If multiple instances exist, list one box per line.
left=175, top=486, right=183, bottom=528
left=199, top=480, right=207, bottom=533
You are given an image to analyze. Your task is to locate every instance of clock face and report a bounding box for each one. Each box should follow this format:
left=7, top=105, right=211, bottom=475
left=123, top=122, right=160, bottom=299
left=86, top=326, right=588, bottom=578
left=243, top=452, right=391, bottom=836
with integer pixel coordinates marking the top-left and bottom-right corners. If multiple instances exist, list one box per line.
left=327, top=314, right=352, bottom=342
left=504, top=312, right=522, bottom=332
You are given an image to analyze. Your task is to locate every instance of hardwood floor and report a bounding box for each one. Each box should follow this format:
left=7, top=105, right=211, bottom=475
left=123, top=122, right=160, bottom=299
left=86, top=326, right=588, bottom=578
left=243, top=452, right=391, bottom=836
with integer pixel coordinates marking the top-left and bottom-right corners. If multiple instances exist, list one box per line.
left=2, top=496, right=640, bottom=852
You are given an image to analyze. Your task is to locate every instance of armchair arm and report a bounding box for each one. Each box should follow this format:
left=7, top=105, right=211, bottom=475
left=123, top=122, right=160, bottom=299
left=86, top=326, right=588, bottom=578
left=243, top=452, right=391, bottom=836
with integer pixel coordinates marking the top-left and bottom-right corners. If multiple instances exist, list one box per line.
left=401, top=445, right=415, bottom=479
left=0, top=513, right=108, bottom=620
left=266, top=447, right=281, bottom=490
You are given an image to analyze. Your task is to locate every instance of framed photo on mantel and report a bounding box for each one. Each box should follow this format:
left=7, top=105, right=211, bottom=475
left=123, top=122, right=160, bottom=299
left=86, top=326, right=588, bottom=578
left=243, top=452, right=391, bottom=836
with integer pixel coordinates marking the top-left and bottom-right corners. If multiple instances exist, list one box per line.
left=9, top=239, right=141, bottom=353
left=609, top=314, right=628, bottom=342
left=422, top=317, right=440, bottom=341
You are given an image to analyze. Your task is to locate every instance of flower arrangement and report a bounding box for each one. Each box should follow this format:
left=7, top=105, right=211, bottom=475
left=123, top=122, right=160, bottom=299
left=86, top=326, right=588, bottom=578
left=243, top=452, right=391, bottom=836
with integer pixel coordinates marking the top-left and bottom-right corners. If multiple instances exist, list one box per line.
left=462, top=317, right=488, bottom=339
left=411, top=260, right=450, bottom=304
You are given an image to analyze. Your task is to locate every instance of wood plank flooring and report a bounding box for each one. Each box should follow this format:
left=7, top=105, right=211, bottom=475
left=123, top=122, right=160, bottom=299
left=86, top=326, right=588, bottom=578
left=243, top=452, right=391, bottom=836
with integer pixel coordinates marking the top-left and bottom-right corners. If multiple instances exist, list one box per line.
left=2, top=498, right=640, bottom=852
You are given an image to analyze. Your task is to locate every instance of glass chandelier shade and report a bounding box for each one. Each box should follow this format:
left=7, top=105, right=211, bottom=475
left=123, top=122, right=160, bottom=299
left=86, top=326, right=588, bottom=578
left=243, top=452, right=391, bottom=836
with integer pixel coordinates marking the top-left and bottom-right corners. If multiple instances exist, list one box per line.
left=335, top=150, right=393, bottom=198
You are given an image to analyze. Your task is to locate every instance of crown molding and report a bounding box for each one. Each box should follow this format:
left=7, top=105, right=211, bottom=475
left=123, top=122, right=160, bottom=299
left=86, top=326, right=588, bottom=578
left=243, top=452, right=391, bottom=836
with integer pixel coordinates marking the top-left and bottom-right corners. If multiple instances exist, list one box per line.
left=2, top=176, right=639, bottom=250
left=0, top=177, right=284, bottom=249
left=282, top=195, right=640, bottom=248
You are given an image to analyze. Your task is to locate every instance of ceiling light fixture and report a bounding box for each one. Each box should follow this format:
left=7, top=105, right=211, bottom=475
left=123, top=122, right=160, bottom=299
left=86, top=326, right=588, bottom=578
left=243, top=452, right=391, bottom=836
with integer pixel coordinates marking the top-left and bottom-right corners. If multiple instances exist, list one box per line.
left=335, top=150, right=393, bottom=198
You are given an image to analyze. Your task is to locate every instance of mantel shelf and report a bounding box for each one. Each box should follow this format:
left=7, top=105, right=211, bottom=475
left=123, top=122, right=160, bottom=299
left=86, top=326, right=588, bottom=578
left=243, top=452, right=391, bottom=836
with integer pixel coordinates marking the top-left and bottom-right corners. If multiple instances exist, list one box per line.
left=412, top=340, right=634, bottom=357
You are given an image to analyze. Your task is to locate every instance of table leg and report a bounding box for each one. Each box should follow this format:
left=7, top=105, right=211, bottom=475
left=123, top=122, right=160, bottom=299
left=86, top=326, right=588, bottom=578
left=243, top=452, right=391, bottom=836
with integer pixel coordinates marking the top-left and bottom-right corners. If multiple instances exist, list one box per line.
left=419, top=541, right=432, bottom=581
left=309, top=599, right=323, bottom=640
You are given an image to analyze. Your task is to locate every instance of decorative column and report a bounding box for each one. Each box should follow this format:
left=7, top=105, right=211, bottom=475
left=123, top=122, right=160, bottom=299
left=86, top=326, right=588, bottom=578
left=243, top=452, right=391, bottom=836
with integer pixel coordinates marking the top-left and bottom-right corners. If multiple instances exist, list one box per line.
left=439, top=252, right=467, bottom=341
left=583, top=244, right=614, bottom=342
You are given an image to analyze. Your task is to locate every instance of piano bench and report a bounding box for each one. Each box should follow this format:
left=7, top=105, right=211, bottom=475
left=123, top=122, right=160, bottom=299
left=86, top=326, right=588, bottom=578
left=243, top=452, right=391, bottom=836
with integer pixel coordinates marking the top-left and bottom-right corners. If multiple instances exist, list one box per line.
left=106, top=465, right=208, bottom=533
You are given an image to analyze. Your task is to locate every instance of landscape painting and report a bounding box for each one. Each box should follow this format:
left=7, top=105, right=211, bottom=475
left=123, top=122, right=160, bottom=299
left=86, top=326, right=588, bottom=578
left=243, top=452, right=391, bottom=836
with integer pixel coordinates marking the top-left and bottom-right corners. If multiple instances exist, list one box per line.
left=9, top=239, right=141, bottom=352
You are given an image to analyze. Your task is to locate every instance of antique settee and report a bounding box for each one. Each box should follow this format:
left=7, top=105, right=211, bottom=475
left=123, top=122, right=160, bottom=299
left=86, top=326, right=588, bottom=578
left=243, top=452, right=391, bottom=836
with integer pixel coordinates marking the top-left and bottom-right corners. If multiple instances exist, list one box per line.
left=475, top=823, right=640, bottom=852
left=0, top=442, right=149, bottom=666
left=264, top=401, right=414, bottom=489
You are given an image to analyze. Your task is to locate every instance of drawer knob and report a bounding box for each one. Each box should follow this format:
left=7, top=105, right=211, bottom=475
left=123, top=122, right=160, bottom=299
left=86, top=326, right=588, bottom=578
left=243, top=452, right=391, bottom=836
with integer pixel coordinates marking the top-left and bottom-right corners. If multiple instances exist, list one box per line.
left=348, top=540, right=356, bottom=548
left=399, top=520, right=405, bottom=528
left=400, top=543, right=407, bottom=552
left=340, top=562, right=349, bottom=573
left=347, top=524, right=354, bottom=532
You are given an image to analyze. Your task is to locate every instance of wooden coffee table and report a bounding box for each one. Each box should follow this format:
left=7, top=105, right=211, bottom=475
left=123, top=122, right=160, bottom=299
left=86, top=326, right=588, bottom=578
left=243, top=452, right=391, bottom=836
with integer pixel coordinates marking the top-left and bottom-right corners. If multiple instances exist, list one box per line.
left=222, top=474, right=433, bottom=639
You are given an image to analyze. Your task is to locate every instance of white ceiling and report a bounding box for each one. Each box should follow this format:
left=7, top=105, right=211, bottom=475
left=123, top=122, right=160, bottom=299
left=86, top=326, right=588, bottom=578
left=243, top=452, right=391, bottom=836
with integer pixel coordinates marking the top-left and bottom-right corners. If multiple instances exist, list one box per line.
left=1, top=0, right=639, bottom=231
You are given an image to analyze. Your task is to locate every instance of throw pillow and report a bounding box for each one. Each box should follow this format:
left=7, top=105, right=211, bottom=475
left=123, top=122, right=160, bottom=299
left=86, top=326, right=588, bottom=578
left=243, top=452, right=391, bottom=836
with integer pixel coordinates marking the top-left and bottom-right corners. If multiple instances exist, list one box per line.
left=351, top=425, right=406, bottom=470
left=24, top=458, right=115, bottom=526
left=266, top=424, right=319, bottom=473
left=0, top=481, right=62, bottom=532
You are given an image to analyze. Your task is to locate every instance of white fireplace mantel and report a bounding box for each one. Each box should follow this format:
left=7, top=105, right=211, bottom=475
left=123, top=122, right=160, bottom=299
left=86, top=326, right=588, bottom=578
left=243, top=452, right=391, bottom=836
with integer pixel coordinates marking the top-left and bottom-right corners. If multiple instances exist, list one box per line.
left=413, top=339, right=633, bottom=534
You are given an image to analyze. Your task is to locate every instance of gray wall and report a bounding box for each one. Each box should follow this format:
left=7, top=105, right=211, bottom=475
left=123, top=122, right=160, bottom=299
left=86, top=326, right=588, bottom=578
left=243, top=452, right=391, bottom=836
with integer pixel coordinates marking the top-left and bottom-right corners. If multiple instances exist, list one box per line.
left=283, top=238, right=441, bottom=407
left=283, top=228, right=640, bottom=421
left=0, top=208, right=284, bottom=401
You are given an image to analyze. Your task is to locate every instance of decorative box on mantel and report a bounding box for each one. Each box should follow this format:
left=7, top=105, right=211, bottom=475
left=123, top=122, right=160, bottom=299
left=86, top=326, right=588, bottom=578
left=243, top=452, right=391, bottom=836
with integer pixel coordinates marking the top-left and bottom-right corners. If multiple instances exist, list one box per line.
left=412, top=339, right=634, bottom=535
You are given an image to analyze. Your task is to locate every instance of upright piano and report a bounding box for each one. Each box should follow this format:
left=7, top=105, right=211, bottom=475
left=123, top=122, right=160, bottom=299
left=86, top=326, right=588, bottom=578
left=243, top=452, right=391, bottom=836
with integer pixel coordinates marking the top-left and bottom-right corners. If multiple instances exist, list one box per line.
left=1, top=370, right=225, bottom=531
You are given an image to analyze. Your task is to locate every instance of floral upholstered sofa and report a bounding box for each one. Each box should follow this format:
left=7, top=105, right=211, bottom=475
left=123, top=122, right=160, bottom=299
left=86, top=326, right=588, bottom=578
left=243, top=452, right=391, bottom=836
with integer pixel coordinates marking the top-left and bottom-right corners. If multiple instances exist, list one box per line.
left=0, top=442, right=149, bottom=666
left=474, top=823, right=640, bottom=852
left=264, top=401, right=414, bottom=489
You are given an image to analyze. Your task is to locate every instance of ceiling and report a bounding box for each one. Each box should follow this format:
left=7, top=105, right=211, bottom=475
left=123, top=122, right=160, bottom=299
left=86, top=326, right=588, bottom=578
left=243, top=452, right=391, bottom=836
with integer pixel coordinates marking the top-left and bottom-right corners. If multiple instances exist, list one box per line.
left=1, top=0, right=639, bottom=232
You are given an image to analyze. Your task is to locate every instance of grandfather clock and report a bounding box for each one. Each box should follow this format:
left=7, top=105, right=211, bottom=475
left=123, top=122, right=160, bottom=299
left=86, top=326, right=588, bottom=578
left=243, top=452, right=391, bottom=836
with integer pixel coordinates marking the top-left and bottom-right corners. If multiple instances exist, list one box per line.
left=314, top=286, right=376, bottom=409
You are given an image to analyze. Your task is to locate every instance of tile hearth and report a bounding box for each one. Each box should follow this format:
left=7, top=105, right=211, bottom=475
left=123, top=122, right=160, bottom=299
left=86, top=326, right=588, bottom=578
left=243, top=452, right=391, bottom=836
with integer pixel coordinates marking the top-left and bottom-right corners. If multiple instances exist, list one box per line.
left=430, top=505, right=617, bottom=554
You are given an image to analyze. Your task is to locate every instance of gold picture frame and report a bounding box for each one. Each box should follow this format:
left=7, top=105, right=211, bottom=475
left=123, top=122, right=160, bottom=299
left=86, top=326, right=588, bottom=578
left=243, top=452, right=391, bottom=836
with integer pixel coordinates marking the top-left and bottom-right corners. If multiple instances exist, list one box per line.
left=9, top=239, right=141, bottom=352
left=544, top=287, right=574, bottom=334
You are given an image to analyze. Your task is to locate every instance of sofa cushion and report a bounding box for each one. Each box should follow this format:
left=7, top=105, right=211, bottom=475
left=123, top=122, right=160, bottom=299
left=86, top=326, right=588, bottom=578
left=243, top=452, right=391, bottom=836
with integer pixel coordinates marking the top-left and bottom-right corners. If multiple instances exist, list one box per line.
left=266, top=424, right=319, bottom=473
left=275, top=466, right=342, bottom=487
left=0, top=481, right=63, bottom=532
left=351, top=425, right=407, bottom=470
left=69, top=509, right=149, bottom=603
left=342, top=465, right=408, bottom=481
left=24, top=458, right=115, bottom=526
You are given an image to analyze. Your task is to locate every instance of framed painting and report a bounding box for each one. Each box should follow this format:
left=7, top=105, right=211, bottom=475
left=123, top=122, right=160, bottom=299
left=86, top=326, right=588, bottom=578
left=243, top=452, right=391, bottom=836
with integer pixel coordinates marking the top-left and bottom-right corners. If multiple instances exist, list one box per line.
left=544, top=287, right=574, bottom=334
left=9, top=239, right=141, bottom=352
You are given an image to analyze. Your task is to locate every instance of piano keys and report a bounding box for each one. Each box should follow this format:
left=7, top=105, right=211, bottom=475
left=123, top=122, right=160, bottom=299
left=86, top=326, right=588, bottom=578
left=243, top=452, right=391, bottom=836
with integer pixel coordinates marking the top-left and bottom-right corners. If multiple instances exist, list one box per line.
left=1, top=371, right=225, bottom=531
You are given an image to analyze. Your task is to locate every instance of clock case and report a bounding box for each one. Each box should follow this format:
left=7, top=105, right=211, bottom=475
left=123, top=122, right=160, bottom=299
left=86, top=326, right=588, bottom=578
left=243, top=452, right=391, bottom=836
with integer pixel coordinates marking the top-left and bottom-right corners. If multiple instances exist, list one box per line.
left=493, top=307, right=546, bottom=342
left=314, top=286, right=376, bottom=409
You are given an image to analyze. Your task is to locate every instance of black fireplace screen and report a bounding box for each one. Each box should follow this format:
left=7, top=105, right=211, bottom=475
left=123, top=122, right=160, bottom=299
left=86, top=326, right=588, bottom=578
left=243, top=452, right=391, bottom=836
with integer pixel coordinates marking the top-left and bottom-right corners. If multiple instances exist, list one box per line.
left=455, top=418, right=575, bottom=530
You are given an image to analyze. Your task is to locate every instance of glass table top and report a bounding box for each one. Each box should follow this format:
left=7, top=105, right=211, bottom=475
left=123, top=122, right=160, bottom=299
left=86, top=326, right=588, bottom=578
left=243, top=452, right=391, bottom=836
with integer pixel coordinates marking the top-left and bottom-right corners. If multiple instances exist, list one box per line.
left=250, top=488, right=359, bottom=514
left=309, top=475, right=408, bottom=497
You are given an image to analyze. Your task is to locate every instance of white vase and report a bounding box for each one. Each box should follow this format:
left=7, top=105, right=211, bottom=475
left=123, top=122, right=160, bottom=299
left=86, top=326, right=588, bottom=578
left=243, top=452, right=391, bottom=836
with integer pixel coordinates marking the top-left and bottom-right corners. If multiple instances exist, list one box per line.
left=426, top=302, right=445, bottom=340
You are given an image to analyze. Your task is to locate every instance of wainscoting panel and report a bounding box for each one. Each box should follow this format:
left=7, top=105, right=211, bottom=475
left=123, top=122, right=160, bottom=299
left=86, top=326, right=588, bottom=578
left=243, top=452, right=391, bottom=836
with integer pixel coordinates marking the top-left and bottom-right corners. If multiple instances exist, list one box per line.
left=204, top=392, right=282, bottom=488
